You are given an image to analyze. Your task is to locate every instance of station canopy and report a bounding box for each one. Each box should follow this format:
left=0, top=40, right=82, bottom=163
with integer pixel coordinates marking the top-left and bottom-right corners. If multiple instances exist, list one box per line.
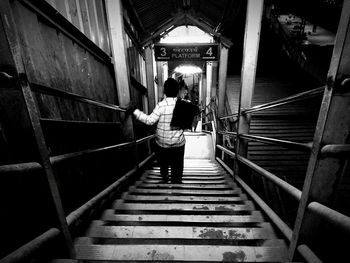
left=124, top=0, right=246, bottom=47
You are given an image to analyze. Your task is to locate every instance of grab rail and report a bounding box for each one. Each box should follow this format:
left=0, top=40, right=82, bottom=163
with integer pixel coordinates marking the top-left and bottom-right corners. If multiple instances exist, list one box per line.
left=0, top=152, right=155, bottom=263
left=0, top=228, right=60, bottom=263
left=239, top=133, right=313, bottom=151
left=31, top=82, right=126, bottom=112
left=216, top=145, right=302, bottom=201
left=219, top=86, right=324, bottom=120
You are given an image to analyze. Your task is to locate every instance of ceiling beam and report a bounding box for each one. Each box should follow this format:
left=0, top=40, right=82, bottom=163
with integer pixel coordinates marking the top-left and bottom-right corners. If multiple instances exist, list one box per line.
left=186, top=13, right=233, bottom=47
left=141, top=12, right=186, bottom=47
left=141, top=12, right=233, bottom=48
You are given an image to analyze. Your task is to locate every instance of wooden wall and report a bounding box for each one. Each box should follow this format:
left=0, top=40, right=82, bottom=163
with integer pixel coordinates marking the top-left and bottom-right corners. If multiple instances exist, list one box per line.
left=45, top=0, right=111, bottom=54
left=11, top=0, right=117, bottom=123
left=0, top=0, right=137, bottom=257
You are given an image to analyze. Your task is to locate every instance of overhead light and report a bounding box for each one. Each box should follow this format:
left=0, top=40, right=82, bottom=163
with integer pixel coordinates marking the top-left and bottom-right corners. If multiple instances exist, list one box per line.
left=174, top=65, right=202, bottom=75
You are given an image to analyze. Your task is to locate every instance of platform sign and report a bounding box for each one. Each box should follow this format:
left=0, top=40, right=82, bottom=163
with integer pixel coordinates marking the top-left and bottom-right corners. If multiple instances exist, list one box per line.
left=154, top=44, right=219, bottom=61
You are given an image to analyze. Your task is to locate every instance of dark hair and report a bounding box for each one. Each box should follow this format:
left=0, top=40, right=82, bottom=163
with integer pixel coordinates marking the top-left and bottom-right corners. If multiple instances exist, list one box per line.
left=163, top=78, right=179, bottom=97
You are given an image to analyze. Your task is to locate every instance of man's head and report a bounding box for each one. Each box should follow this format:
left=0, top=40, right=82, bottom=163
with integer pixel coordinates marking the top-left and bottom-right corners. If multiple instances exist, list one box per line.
left=164, top=78, right=179, bottom=97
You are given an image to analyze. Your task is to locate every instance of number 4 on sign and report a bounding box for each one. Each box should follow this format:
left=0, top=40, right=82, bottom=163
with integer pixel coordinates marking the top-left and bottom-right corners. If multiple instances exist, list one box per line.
left=206, top=47, right=213, bottom=57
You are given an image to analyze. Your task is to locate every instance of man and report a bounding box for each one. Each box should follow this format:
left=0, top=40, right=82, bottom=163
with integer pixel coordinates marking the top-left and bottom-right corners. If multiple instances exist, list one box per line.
left=133, top=78, right=185, bottom=183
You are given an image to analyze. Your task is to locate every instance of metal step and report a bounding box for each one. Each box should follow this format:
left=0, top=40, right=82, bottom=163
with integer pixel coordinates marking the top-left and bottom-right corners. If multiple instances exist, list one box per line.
left=67, top=160, right=288, bottom=262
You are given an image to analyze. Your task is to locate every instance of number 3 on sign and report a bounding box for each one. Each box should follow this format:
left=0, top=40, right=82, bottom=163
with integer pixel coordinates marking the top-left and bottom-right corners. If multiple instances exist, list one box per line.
left=160, top=47, right=167, bottom=56
left=206, top=47, right=213, bottom=57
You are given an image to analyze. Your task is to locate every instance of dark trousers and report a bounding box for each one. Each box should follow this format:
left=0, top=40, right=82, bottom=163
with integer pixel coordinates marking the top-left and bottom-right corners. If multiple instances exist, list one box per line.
left=155, top=144, right=185, bottom=183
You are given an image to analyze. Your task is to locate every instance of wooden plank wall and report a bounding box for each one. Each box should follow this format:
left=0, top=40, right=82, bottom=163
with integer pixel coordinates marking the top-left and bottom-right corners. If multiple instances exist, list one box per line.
left=0, top=1, right=131, bottom=257
left=45, top=0, right=111, bottom=54
left=12, top=1, right=117, bottom=123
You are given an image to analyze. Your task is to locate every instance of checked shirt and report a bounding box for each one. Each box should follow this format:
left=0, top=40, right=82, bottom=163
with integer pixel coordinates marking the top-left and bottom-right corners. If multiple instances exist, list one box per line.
left=133, top=97, right=185, bottom=148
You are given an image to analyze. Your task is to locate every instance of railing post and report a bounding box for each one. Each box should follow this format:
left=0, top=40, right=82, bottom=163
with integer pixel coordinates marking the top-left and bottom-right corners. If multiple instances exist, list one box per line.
left=288, top=1, right=350, bottom=260
left=235, top=0, right=264, bottom=174
left=20, top=79, right=76, bottom=257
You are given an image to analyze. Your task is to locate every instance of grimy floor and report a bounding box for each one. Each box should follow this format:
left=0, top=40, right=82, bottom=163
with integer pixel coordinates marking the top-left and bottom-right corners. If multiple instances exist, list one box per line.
left=51, top=156, right=288, bottom=262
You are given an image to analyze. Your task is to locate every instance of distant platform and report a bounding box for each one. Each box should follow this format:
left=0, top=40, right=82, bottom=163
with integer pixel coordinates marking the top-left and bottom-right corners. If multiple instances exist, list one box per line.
left=278, top=14, right=335, bottom=46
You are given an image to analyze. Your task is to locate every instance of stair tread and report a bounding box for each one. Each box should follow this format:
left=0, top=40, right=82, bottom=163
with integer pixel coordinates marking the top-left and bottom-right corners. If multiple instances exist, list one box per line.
left=72, top=159, right=288, bottom=262
left=144, top=175, right=228, bottom=179
left=136, top=183, right=233, bottom=189
left=75, top=244, right=287, bottom=261
left=130, top=188, right=242, bottom=195
left=101, top=210, right=265, bottom=223
left=84, top=225, right=277, bottom=240
left=142, top=180, right=229, bottom=184
left=113, top=202, right=255, bottom=211
left=123, top=195, right=248, bottom=202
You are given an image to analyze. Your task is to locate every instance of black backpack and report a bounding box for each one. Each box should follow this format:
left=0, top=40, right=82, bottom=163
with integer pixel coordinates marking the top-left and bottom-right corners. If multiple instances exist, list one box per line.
left=170, top=99, right=200, bottom=129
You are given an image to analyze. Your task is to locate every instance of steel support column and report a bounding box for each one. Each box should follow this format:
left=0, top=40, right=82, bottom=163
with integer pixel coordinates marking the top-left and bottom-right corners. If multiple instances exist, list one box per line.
left=156, top=61, right=164, bottom=100
left=145, top=46, right=156, bottom=112
left=236, top=0, right=264, bottom=158
left=217, top=45, right=229, bottom=118
left=105, top=0, right=134, bottom=141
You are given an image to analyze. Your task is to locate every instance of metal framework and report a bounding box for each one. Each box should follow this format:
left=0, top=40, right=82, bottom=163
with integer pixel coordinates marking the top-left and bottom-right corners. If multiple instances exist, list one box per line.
left=202, top=2, right=350, bottom=261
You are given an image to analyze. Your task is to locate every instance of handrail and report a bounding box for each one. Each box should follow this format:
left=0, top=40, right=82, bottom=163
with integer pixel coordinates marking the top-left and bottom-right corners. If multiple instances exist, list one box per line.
left=217, top=155, right=322, bottom=263
left=136, top=134, right=156, bottom=144
left=297, top=244, right=323, bottom=263
left=30, top=82, right=126, bottom=112
left=1, top=135, right=156, bottom=174
left=216, top=157, right=293, bottom=241
left=219, top=86, right=325, bottom=120
left=218, top=131, right=237, bottom=136
left=216, top=145, right=236, bottom=158
left=242, top=86, right=325, bottom=114
left=218, top=131, right=313, bottom=151
left=50, top=142, right=134, bottom=165
left=239, top=133, right=313, bottom=151
left=0, top=228, right=60, bottom=263
left=0, top=162, right=42, bottom=175
left=321, top=144, right=350, bottom=156
left=308, top=202, right=350, bottom=236
left=236, top=154, right=302, bottom=200
left=67, top=153, right=154, bottom=226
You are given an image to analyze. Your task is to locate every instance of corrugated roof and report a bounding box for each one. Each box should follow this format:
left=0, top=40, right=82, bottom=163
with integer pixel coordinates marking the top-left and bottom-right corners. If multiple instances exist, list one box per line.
left=126, top=0, right=245, bottom=46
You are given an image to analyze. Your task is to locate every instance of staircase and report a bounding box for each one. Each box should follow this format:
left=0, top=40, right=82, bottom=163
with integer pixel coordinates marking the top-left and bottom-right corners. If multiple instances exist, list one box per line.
left=52, top=157, right=288, bottom=262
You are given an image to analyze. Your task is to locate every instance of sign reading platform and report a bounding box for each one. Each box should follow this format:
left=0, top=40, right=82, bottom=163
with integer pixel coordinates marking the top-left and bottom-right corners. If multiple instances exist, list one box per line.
left=154, top=44, right=219, bottom=61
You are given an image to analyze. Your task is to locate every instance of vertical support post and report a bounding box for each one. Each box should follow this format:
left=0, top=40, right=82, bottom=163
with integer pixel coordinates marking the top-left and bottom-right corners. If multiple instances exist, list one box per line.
left=206, top=62, right=213, bottom=109
left=211, top=61, right=218, bottom=101
left=105, top=0, right=138, bottom=169
left=236, top=0, right=264, bottom=158
left=288, top=1, right=350, bottom=260
left=156, top=61, right=164, bottom=100
left=105, top=0, right=134, bottom=140
left=217, top=45, right=229, bottom=118
left=197, top=74, right=203, bottom=132
left=163, top=62, right=168, bottom=81
left=145, top=46, right=156, bottom=112
left=22, top=80, right=76, bottom=258
left=106, top=0, right=131, bottom=108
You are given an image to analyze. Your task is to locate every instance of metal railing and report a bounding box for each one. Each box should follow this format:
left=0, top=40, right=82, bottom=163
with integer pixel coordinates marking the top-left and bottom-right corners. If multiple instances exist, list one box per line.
left=206, top=85, right=350, bottom=263
left=0, top=78, right=155, bottom=262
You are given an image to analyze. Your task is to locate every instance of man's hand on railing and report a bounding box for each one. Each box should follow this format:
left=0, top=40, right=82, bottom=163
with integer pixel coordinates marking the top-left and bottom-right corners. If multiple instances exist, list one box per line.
left=125, top=101, right=138, bottom=115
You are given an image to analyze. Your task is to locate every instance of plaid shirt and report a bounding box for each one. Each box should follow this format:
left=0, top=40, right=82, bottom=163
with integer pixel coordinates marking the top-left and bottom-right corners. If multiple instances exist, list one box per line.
left=133, top=97, right=185, bottom=148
